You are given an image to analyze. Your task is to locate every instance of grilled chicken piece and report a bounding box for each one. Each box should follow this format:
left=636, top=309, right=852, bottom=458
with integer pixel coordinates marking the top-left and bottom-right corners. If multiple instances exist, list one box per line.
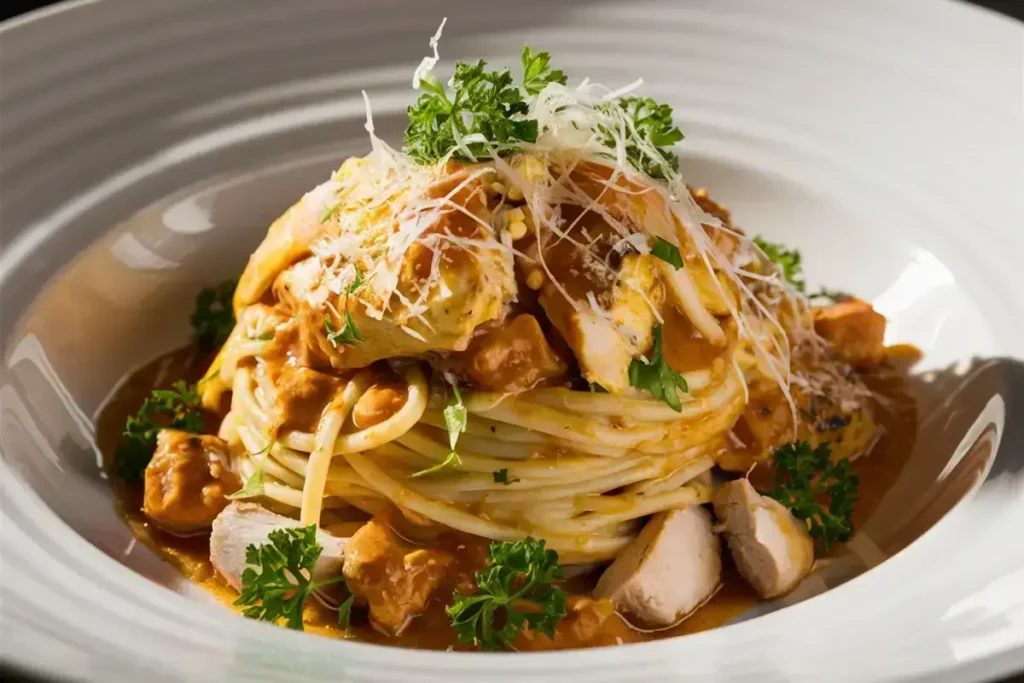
left=813, top=299, right=886, bottom=366
left=455, top=313, right=567, bottom=392
left=210, top=502, right=347, bottom=592
left=268, top=366, right=345, bottom=435
left=713, top=479, right=814, bottom=598
left=539, top=254, right=662, bottom=393
left=518, top=595, right=631, bottom=650
left=234, top=179, right=340, bottom=308
left=593, top=506, right=721, bottom=627
left=238, top=157, right=517, bottom=371
left=143, top=431, right=241, bottom=533
left=342, top=517, right=454, bottom=635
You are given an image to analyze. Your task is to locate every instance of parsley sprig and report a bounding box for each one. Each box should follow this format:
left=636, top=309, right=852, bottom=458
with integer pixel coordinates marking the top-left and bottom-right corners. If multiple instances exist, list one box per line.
left=628, top=324, right=689, bottom=411
left=599, top=96, right=684, bottom=179
left=403, top=46, right=564, bottom=164
left=192, top=279, right=237, bottom=351
left=235, top=525, right=347, bottom=630
left=768, top=441, right=859, bottom=552
left=521, top=46, right=566, bottom=95
left=114, top=380, right=204, bottom=482
left=411, top=383, right=467, bottom=478
left=448, top=537, right=567, bottom=650
left=754, top=236, right=805, bottom=293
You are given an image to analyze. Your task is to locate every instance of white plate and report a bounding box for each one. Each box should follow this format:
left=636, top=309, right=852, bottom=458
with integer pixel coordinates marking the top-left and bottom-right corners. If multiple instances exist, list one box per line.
left=1, top=1, right=1023, bottom=681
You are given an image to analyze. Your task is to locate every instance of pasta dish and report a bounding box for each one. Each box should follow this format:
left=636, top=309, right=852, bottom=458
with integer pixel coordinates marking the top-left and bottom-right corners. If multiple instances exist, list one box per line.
left=103, top=27, right=918, bottom=651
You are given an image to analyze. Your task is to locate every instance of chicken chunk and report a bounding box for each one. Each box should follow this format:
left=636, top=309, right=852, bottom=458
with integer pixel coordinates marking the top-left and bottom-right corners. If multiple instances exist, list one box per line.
left=540, top=254, right=662, bottom=393
left=713, top=479, right=814, bottom=598
left=244, top=159, right=517, bottom=371
left=455, top=313, right=567, bottom=392
left=235, top=179, right=339, bottom=308
left=210, top=502, right=347, bottom=592
left=143, top=431, right=241, bottom=533
left=593, top=506, right=721, bottom=627
left=342, top=517, right=454, bottom=635
left=268, top=366, right=345, bottom=435
left=518, top=595, right=631, bottom=650
left=813, top=299, right=886, bottom=365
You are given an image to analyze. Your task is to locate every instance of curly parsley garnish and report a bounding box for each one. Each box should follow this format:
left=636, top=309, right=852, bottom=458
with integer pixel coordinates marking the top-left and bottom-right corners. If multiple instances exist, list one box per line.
left=114, top=380, right=203, bottom=481
left=651, top=236, right=684, bottom=269
left=521, top=46, right=567, bottom=95
left=599, top=96, right=684, bottom=179
left=754, top=236, right=805, bottom=293
left=235, top=525, right=346, bottom=630
left=192, top=279, right=237, bottom=351
left=403, top=46, right=563, bottom=164
left=768, top=441, right=859, bottom=552
left=628, top=324, right=689, bottom=411
left=448, top=537, right=567, bottom=651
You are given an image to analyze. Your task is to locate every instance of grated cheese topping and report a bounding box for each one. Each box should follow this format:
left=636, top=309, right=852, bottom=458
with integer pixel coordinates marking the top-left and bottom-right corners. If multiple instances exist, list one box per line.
left=289, top=25, right=827, bottom=419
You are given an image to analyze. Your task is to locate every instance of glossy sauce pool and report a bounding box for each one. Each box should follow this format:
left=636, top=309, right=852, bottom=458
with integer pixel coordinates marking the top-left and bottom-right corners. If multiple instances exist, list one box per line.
left=98, top=347, right=919, bottom=651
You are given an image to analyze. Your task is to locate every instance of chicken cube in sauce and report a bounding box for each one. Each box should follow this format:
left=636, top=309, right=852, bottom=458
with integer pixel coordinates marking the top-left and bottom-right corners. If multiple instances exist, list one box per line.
left=268, top=366, right=345, bottom=435
left=210, top=502, right=348, bottom=592
left=713, top=479, right=814, bottom=598
left=342, top=517, right=454, bottom=635
left=143, top=430, right=241, bottom=533
left=455, top=313, right=567, bottom=392
left=518, top=596, right=631, bottom=650
left=813, top=299, right=887, bottom=366
left=593, top=506, right=721, bottom=628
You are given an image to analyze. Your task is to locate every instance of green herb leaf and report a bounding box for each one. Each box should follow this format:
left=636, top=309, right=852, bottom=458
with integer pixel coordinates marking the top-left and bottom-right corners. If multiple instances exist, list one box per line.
left=226, top=447, right=269, bottom=501
left=521, top=46, right=566, bottom=95
left=404, top=53, right=541, bottom=164
left=651, top=237, right=684, bottom=269
left=588, top=382, right=609, bottom=393
left=253, top=331, right=275, bottom=341
left=599, top=96, right=684, bottom=179
left=767, top=440, right=860, bottom=552
left=628, top=325, right=688, bottom=411
left=443, top=384, right=468, bottom=451
left=337, top=594, right=356, bottom=633
left=192, top=280, right=237, bottom=351
left=492, top=469, right=520, bottom=485
left=753, top=236, right=805, bottom=293
left=325, top=313, right=365, bottom=346
left=235, top=525, right=345, bottom=631
left=410, top=451, right=462, bottom=478
left=348, top=265, right=364, bottom=294
left=448, top=537, right=567, bottom=651
left=114, top=380, right=203, bottom=482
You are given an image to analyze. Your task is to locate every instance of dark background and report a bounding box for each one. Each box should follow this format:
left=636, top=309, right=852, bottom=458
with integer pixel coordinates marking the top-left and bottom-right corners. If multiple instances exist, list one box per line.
left=0, top=1, right=1021, bottom=683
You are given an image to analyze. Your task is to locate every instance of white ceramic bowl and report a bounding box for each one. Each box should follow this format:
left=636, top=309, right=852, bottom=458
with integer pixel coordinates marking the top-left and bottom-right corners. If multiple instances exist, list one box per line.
left=1, top=1, right=1023, bottom=681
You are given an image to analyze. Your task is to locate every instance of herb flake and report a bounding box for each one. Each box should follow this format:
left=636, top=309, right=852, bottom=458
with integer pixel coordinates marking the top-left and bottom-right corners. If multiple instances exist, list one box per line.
left=628, top=325, right=688, bottom=411
left=768, top=440, right=860, bottom=552
left=448, top=537, right=567, bottom=650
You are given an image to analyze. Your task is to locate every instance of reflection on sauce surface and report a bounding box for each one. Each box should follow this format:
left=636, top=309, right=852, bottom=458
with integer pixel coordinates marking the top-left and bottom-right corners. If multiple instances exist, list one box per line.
left=98, top=347, right=918, bottom=651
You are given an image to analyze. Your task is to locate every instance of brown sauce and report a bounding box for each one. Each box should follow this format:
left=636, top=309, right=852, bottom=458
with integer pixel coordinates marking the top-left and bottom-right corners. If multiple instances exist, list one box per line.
left=99, top=345, right=918, bottom=651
